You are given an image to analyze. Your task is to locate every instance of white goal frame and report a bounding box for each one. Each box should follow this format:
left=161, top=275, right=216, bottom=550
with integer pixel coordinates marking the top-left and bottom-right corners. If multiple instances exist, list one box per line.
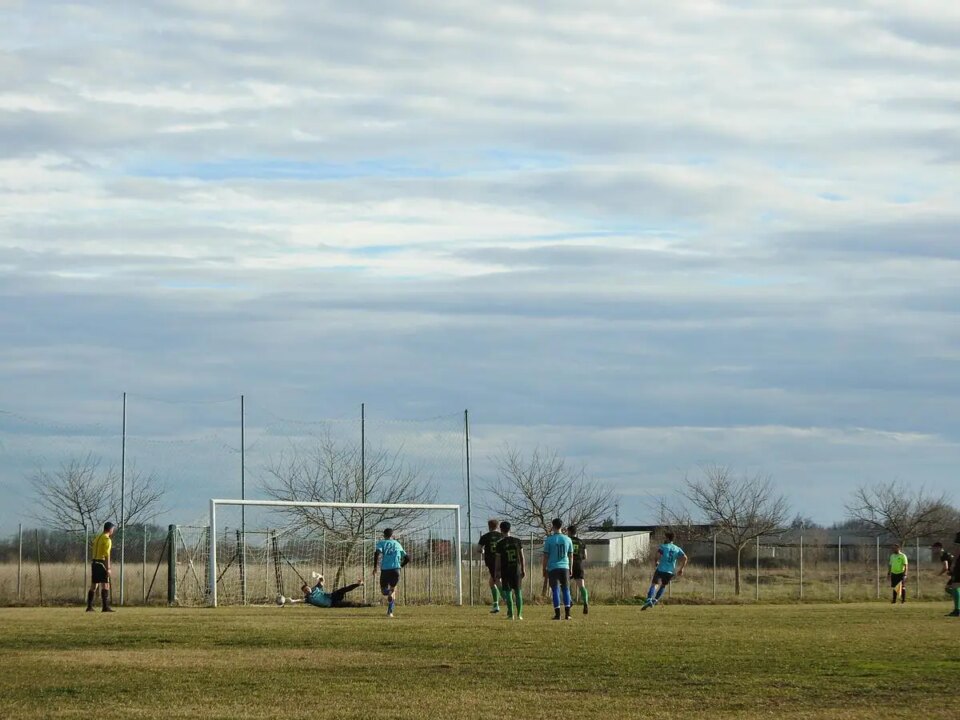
left=208, top=498, right=462, bottom=607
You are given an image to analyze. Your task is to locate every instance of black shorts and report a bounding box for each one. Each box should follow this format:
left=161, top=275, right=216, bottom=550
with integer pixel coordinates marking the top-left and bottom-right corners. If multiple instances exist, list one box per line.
left=547, top=568, right=570, bottom=589
left=652, top=570, right=674, bottom=586
left=571, top=562, right=585, bottom=581
left=91, top=561, right=109, bottom=584
left=501, top=569, right=523, bottom=591
left=485, top=559, right=498, bottom=579
left=379, top=569, right=400, bottom=594
left=890, top=572, right=906, bottom=588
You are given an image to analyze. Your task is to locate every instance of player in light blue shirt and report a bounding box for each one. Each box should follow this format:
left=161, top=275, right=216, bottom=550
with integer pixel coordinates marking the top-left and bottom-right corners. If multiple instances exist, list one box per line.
left=541, top=518, right=574, bottom=620
left=374, top=528, right=407, bottom=618
left=296, top=575, right=364, bottom=608
left=642, top=531, right=687, bottom=610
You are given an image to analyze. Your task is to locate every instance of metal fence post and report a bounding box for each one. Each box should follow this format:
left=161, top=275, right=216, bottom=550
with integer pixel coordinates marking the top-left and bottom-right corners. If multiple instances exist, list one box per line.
left=35, top=529, right=43, bottom=607
left=876, top=536, right=880, bottom=599
left=142, top=526, right=147, bottom=604
left=755, top=536, right=760, bottom=601
left=167, top=525, right=176, bottom=606
left=799, top=534, right=803, bottom=601
left=916, top=536, right=921, bottom=599
left=17, top=523, right=23, bottom=602
left=620, top=533, right=627, bottom=602
left=837, top=535, right=842, bottom=601
left=712, top=534, right=717, bottom=600
left=529, top=535, right=534, bottom=600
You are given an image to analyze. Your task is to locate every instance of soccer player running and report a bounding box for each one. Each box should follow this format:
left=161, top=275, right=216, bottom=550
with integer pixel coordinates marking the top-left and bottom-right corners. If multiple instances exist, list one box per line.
left=542, top=518, right=574, bottom=621
left=642, top=531, right=687, bottom=610
left=291, top=576, right=365, bottom=608
left=373, top=528, right=407, bottom=618
left=888, top=543, right=909, bottom=604
left=478, top=519, right=503, bottom=613
left=494, top=521, right=525, bottom=620
left=567, top=525, right=589, bottom=615
left=86, top=521, right=116, bottom=613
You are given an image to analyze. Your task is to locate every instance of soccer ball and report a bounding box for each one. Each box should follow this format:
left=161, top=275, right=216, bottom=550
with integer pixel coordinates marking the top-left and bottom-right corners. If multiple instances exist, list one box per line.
left=276, top=595, right=286, bottom=606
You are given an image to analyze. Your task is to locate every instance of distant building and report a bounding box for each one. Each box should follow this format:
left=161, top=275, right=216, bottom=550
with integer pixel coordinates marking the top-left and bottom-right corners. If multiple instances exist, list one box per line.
left=581, top=530, right=651, bottom=565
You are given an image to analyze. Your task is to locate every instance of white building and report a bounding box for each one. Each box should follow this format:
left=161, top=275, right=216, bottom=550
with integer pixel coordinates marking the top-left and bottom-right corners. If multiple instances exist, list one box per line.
left=583, top=531, right=651, bottom=566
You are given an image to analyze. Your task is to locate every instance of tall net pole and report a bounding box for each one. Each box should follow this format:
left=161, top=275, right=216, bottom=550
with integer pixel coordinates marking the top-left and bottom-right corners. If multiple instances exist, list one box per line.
left=360, top=402, right=366, bottom=604
left=240, top=394, right=246, bottom=605
left=120, top=391, right=126, bottom=605
left=464, top=410, right=473, bottom=606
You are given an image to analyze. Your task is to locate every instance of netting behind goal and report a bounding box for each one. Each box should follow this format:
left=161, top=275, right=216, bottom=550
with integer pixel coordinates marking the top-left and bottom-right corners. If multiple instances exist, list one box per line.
left=191, top=500, right=461, bottom=607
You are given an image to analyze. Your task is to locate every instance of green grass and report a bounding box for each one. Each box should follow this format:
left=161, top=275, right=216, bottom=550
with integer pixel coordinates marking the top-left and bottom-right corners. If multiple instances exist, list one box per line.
left=1, top=602, right=957, bottom=719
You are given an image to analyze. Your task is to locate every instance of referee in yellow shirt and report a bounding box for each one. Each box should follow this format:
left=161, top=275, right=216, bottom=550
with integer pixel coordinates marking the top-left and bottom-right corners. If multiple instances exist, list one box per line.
left=888, top=543, right=909, bottom=605
left=87, top=522, right=116, bottom=612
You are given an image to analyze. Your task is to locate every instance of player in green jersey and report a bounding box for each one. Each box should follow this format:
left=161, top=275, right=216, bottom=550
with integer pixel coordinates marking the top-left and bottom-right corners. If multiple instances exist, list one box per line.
left=494, top=521, right=525, bottom=620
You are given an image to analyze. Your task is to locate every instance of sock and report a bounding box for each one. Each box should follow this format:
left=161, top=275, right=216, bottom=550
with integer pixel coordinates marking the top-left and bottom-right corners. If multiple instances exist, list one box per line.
left=504, top=591, right=513, bottom=616
left=562, top=586, right=572, bottom=609
left=647, top=585, right=657, bottom=601
left=387, top=598, right=395, bottom=615
left=581, top=587, right=589, bottom=606
left=491, top=586, right=500, bottom=607
left=101, top=589, right=110, bottom=609
left=655, top=585, right=667, bottom=600
left=952, top=588, right=960, bottom=612
left=86, top=590, right=94, bottom=609
left=551, top=585, right=561, bottom=609
left=515, top=589, right=523, bottom=617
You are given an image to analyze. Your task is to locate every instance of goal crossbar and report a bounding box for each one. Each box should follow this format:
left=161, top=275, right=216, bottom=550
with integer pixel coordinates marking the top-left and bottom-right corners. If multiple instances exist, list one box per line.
left=208, top=498, right=462, bottom=607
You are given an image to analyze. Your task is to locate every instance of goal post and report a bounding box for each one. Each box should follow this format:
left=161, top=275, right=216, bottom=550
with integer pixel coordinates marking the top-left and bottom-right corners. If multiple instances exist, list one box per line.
left=208, top=499, right=462, bottom=607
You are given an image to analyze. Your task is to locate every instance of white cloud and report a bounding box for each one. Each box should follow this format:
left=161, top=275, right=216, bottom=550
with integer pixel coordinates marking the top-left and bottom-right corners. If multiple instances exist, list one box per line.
left=0, top=0, right=958, bottom=529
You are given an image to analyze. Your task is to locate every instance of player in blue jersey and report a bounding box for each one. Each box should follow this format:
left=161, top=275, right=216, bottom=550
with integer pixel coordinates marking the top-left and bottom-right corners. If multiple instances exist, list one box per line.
left=642, top=531, right=687, bottom=610
left=289, top=576, right=365, bottom=607
left=373, top=528, right=408, bottom=618
left=542, top=518, right=574, bottom=620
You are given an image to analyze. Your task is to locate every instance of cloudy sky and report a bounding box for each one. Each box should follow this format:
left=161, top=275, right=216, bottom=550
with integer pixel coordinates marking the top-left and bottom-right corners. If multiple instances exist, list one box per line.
left=1, top=0, right=959, bottom=533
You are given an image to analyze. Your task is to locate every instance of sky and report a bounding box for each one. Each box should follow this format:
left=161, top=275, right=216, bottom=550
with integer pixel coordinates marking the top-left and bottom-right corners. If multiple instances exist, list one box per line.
left=1, top=0, right=959, bottom=534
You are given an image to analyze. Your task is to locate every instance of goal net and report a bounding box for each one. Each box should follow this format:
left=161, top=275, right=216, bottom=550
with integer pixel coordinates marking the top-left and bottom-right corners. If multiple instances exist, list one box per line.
left=201, top=499, right=462, bottom=607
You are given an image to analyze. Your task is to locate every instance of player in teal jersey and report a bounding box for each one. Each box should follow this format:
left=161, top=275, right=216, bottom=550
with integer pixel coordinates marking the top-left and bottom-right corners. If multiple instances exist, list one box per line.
left=374, top=528, right=407, bottom=618
left=289, top=576, right=364, bottom=608
left=542, top=518, right=574, bottom=620
left=642, top=532, right=687, bottom=610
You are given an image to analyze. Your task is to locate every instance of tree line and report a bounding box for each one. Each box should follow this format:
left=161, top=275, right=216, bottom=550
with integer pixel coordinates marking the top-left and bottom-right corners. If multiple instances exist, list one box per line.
left=18, top=440, right=957, bottom=595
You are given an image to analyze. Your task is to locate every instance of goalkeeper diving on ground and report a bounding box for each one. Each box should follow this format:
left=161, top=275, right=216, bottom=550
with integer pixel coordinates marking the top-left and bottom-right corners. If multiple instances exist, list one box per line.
left=277, top=575, right=365, bottom=608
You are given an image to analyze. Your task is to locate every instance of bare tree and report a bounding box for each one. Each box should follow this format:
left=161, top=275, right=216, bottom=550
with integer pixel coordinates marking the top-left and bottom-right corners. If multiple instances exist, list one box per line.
left=662, top=465, right=789, bottom=595
left=484, top=445, right=618, bottom=537
left=30, top=454, right=166, bottom=533
left=261, top=433, right=437, bottom=585
left=846, top=481, right=956, bottom=542
left=106, top=463, right=167, bottom=528
left=30, top=454, right=111, bottom=533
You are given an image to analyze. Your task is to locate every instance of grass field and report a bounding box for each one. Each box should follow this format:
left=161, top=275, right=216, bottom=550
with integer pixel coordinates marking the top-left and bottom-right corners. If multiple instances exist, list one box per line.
left=1, top=602, right=957, bottom=719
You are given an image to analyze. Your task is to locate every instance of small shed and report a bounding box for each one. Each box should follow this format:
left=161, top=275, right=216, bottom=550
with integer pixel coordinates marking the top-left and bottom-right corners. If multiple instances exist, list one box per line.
left=583, top=531, right=651, bottom=566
